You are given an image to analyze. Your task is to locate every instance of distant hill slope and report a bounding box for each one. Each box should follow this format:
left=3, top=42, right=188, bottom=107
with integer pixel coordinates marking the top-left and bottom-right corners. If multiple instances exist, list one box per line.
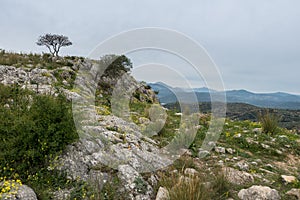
left=148, top=82, right=300, bottom=110
left=165, top=102, right=300, bottom=130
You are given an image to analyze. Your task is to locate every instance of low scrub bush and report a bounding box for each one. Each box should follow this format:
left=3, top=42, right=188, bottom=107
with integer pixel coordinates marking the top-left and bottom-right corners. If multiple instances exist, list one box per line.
left=0, top=84, right=78, bottom=197
left=258, top=110, right=280, bottom=135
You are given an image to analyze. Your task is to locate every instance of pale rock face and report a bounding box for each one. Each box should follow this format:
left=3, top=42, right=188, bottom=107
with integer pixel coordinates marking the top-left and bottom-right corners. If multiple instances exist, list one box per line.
left=0, top=183, right=38, bottom=200
left=155, top=187, right=170, bottom=200
left=118, top=165, right=153, bottom=200
left=238, top=185, right=281, bottom=200
left=56, top=98, right=168, bottom=199
left=286, top=188, right=300, bottom=199
left=0, top=65, right=56, bottom=95
left=223, top=167, right=254, bottom=185
left=281, top=175, right=297, bottom=184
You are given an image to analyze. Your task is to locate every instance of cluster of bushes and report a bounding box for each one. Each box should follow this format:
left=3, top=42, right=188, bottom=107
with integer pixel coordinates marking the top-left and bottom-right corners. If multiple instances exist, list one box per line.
left=0, top=84, right=80, bottom=198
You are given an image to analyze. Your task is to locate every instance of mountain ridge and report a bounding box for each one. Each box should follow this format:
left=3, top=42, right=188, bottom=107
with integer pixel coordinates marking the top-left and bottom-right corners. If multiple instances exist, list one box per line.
left=148, top=82, right=300, bottom=110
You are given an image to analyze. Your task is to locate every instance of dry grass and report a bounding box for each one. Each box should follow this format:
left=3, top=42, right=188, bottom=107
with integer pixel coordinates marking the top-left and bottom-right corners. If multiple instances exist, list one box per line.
left=157, top=165, right=231, bottom=200
left=258, top=110, right=280, bottom=134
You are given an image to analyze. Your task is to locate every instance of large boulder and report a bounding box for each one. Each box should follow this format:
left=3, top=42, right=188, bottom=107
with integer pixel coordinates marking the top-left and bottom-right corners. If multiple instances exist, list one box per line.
left=223, top=167, right=254, bottom=185
left=0, top=181, right=37, bottom=200
left=55, top=112, right=171, bottom=199
left=238, top=185, right=280, bottom=200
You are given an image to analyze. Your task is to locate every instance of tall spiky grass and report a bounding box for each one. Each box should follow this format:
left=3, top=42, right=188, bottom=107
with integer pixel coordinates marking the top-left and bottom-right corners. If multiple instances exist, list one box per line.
left=158, top=172, right=210, bottom=200
left=258, top=110, right=280, bottom=135
left=157, top=167, right=230, bottom=200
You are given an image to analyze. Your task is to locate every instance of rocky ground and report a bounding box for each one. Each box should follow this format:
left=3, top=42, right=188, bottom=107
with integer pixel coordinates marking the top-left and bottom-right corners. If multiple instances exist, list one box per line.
left=0, top=58, right=300, bottom=200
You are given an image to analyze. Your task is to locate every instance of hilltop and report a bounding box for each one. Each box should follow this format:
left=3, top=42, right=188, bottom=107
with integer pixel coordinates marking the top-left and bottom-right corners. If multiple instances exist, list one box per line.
left=0, top=51, right=300, bottom=200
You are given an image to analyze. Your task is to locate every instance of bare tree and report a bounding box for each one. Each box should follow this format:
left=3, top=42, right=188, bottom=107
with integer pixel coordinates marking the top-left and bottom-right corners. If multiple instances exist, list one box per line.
left=37, top=34, right=72, bottom=57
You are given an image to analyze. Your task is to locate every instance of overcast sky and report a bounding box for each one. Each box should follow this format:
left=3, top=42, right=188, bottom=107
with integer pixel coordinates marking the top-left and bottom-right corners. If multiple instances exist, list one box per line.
left=1, top=0, right=300, bottom=94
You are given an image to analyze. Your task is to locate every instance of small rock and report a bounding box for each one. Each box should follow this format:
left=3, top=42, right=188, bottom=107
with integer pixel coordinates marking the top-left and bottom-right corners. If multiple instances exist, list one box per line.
left=62, top=80, right=68, bottom=85
left=235, top=161, right=249, bottom=171
left=148, top=175, right=158, bottom=187
left=251, top=161, right=258, bottom=166
left=278, top=135, right=288, bottom=139
left=281, top=175, right=297, bottom=184
left=226, top=148, right=235, bottom=154
left=276, top=149, right=283, bottom=155
left=253, top=128, right=262, bottom=134
left=238, top=185, right=280, bottom=200
left=259, top=168, right=275, bottom=175
left=198, top=148, right=210, bottom=158
left=184, top=168, right=199, bottom=177
left=215, top=146, right=226, bottom=154
left=233, top=157, right=239, bottom=161
left=265, top=164, right=274, bottom=169
left=174, top=113, right=182, bottom=116
left=286, top=188, right=300, bottom=199
left=218, top=160, right=224, bottom=166
left=261, top=143, right=270, bottom=149
left=246, top=137, right=255, bottom=144
left=155, top=187, right=170, bottom=200
left=234, top=133, right=242, bottom=138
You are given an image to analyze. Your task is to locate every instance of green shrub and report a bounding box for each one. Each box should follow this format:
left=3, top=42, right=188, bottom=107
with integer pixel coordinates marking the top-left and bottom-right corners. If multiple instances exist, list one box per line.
left=258, top=110, right=280, bottom=135
left=0, top=84, right=78, bottom=180
left=158, top=170, right=211, bottom=200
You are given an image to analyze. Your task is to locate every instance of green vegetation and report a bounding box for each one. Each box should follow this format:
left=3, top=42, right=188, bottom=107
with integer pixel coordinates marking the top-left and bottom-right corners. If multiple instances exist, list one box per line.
left=96, top=175, right=124, bottom=200
left=100, top=54, right=132, bottom=77
left=157, top=158, right=231, bottom=200
left=1, top=51, right=300, bottom=199
left=0, top=49, right=80, bottom=69
left=259, top=110, right=280, bottom=135
left=0, top=84, right=83, bottom=198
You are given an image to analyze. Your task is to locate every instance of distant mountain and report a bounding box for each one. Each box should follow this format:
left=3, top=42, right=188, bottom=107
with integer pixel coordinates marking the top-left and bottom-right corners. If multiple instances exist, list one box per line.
left=165, top=102, right=300, bottom=130
left=148, top=82, right=300, bottom=110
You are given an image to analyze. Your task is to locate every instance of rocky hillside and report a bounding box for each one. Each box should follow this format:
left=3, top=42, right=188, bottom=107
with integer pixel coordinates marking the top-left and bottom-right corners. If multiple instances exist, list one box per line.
left=0, top=53, right=300, bottom=200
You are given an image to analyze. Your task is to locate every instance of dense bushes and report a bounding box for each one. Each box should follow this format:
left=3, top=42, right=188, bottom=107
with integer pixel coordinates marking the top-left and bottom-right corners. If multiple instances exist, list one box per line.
left=0, top=84, right=78, bottom=177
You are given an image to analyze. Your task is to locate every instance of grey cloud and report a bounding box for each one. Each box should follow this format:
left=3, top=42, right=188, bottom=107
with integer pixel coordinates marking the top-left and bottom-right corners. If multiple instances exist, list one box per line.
left=0, top=0, right=299, bottom=93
